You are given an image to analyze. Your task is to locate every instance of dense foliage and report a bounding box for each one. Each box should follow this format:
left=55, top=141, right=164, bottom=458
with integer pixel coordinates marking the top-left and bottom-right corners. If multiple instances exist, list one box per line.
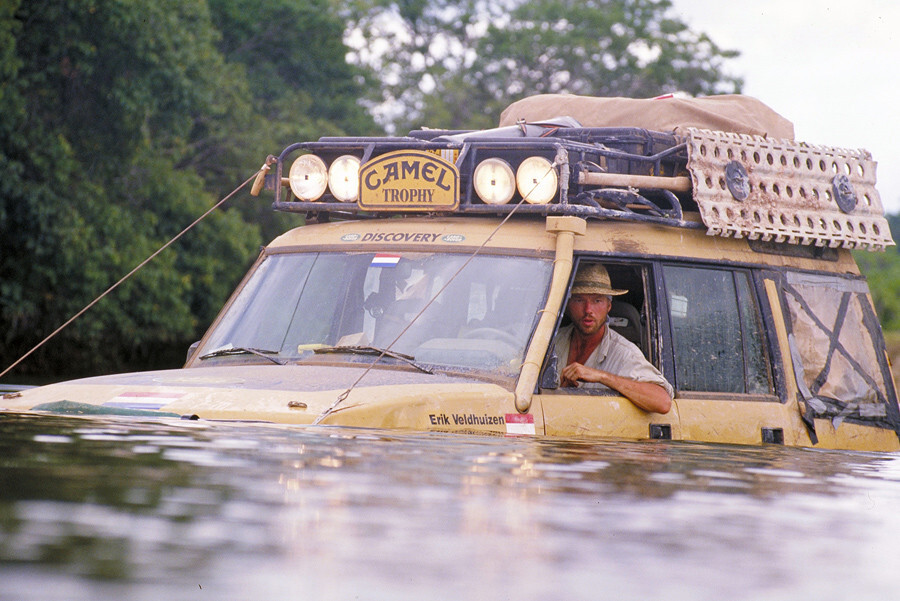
left=0, top=0, right=374, bottom=376
left=853, top=214, right=900, bottom=332
left=18, top=0, right=891, bottom=381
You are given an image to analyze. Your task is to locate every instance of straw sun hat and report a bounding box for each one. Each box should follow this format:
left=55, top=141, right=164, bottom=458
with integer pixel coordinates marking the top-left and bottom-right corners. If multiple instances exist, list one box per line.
left=570, top=263, right=627, bottom=296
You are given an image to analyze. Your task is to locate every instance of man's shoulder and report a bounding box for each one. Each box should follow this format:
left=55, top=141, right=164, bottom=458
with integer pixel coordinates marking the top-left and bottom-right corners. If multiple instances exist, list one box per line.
left=605, top=328, right=647, bottom=358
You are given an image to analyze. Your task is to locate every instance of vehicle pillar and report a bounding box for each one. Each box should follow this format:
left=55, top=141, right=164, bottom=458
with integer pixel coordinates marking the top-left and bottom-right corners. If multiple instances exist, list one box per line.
left=515, top=216, right=586, bottom=413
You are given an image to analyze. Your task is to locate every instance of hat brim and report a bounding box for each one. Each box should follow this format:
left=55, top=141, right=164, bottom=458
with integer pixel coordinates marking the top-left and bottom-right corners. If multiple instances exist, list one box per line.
left=570, top=284, right=628, bottom=296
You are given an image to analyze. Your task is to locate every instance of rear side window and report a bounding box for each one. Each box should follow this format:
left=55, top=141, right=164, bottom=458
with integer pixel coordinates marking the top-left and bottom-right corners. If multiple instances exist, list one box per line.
left=663, top=265, right=773, bottom=394
left=782, top=271, right=897, bottom=430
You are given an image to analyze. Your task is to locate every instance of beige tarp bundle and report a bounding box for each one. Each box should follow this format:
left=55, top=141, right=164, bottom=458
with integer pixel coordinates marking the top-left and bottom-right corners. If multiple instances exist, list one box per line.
left=498, top=94, right=795, bottom=140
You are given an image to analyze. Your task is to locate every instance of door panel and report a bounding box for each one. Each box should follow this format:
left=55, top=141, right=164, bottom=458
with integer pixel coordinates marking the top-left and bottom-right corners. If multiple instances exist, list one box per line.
left=539, top=392, right=679, bottom=439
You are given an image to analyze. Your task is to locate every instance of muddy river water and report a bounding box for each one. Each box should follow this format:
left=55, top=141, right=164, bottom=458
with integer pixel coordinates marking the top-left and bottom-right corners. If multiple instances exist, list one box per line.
left=1, top=412, right=898, bottom=600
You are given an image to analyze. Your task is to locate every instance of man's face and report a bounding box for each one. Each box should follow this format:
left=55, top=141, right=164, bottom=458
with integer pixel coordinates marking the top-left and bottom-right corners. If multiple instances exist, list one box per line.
left=566, top=293, right=611, bottom=336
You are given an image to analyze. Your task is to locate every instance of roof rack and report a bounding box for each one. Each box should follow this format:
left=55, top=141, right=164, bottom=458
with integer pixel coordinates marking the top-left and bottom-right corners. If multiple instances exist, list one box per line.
left=268, top=125, right=696, bottom=226
left=263, top=121, right=894, bottom=250
left=687, top=128, right=893, bottom=250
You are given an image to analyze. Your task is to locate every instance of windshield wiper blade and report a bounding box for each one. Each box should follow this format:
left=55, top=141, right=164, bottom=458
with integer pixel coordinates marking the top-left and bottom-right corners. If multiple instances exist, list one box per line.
left=314, top=345, right=433, bottom=374
left=198, top=346, right=286, bottom=365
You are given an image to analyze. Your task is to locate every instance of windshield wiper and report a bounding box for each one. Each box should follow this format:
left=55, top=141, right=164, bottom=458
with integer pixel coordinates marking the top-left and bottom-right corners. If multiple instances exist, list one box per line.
left=198, top=345, right=286, bottom=365
left=314, top=345, right=433, bottom=374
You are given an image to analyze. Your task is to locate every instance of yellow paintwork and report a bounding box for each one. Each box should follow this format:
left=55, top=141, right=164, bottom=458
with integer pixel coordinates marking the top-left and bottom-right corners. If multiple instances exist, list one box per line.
left=809, top=419, right=900, bottom=451
left=4, top=214, right=897, bottom=451
left=673, top=395, right=798, bottom=445
left=358, top=149, right=460, bottom=211
left=538, top=392, right=679, bottom=439
left=515, top=216, right=584, bottom=412
left=267, top=215, right=861, bottom=276
left=1, top=376, right=527, bottom=435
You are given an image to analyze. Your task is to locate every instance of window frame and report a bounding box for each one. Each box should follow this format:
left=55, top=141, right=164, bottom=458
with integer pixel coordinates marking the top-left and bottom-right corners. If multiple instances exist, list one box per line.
left=777, top=268, right=900, bottom=430
left=195, top=247, right=556, bottom=378
left=655, top=262, right=780, bottom=401
left=539, top=256, right=662, bottom=395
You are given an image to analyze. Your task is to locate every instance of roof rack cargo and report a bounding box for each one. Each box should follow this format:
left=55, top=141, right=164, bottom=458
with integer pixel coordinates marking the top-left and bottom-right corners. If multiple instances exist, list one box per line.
left=258, top=94, right=893, bottom=251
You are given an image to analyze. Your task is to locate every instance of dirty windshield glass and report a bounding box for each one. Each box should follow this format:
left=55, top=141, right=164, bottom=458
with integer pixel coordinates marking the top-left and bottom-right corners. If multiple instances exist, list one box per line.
left=198, top=252, right=553, bottom=376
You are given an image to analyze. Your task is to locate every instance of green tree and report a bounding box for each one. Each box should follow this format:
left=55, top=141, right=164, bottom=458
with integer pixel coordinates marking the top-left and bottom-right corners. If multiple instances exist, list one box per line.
left=0, top=0, right=257, bottom=376
left=854, top=213, right=900, bottom=332
left=1, top=0, right=383, bottom=378
left=211, top=0, right=377, bottom=139
left=344, top=0, right=742, bottom=133
left=205, top=0, right=380, bottom=241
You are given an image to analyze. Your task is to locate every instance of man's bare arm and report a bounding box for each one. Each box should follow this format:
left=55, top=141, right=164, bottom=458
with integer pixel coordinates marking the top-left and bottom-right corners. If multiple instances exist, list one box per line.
left=560, top=362, right=672, bottom=414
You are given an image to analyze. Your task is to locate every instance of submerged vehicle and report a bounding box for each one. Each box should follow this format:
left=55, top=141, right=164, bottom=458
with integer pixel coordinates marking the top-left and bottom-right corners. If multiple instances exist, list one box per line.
left=3, top=94, right=898, bottom=451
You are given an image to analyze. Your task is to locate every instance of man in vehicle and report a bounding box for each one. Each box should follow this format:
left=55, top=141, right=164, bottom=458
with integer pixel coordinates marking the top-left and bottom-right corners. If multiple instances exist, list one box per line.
left=553, top=263, right=673, bottom=414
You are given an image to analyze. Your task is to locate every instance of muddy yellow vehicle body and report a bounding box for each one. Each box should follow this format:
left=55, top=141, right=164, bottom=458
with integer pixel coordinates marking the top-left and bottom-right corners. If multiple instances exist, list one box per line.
left=4, top=95, right=898, bottom=451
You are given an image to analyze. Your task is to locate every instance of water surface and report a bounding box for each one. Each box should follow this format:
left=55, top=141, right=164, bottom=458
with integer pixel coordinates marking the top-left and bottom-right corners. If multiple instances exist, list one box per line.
left=1, top=413, right=898, bottom=600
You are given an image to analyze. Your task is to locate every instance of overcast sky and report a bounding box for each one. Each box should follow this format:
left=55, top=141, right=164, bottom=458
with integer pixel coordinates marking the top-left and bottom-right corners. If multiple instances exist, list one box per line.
left=669, top=0, right=900, bottom=213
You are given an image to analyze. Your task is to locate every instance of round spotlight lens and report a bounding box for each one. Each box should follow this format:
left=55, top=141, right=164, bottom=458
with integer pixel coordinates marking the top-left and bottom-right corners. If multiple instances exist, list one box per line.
left=328, top=155, right=361, bottom=202
left=517, top=156, right=558, bottom=204
left=473, top=158, right=515, bottom=205
left=289, top=155, right=327, bottom=201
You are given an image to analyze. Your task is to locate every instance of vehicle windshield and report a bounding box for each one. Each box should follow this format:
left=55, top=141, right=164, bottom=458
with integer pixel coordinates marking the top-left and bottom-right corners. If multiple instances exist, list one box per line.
left=197, top=251, right=553, bottom=376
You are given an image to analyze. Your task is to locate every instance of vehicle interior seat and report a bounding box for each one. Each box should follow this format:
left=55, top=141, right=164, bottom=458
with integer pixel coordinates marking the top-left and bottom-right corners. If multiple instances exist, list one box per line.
left=608, top=300, right=643, bottom=353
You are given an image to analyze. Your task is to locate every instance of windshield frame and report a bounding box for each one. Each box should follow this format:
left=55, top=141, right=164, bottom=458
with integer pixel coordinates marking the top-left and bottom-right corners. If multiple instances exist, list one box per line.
left=189, top=248, right=554, bottom=380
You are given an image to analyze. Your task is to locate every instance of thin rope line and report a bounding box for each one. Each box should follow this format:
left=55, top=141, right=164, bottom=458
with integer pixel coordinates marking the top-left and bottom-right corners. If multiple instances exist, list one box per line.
left=313, top=157, right=562, bottom=424
left=0, top=169, right=264, bottom=381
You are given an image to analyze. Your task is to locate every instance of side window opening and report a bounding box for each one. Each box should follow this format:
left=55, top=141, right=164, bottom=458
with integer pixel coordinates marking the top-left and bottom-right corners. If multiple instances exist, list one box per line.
left=781, top=271, right=900, bottom=432
left=557, top=263, right=650, bottom=356
left=541, top=260, right=657, bottom=392
left=662, top=265, right=773, bottom=395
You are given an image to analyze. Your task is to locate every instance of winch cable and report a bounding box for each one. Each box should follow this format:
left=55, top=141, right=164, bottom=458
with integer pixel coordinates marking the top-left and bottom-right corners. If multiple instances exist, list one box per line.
left=313, top=149, right=566, bottom=425
left=0, top=165, right=269, bottom=381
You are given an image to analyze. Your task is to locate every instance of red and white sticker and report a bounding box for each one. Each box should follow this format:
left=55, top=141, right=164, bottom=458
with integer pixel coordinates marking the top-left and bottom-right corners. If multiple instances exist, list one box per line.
left=505, top=413, right=535, bottom=436
left=104, top=391, right=185, bottom=411
left=370, top=253, right=401, bottom=268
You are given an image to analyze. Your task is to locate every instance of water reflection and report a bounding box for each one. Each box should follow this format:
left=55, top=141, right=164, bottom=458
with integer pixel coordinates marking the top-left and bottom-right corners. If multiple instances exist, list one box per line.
left=1, top=413, right=899, bottom=600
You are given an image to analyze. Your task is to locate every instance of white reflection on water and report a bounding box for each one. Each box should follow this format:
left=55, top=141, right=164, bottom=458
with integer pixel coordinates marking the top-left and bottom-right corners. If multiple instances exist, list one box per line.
left=1, top=413, right=899, bottom=600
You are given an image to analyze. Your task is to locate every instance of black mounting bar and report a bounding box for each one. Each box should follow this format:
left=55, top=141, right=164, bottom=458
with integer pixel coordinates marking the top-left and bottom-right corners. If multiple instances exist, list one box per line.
left=269, top=125, right=699, bottom=228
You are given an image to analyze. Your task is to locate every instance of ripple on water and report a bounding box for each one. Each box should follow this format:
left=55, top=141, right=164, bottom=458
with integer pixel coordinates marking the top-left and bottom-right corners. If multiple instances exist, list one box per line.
left=1, top=414, right=899, bottom=600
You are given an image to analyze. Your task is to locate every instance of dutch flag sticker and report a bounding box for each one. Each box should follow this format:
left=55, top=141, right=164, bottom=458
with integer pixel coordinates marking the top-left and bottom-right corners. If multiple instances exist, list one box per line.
left=505, top=413, right=536, bottom=436
left=370, top=253, right=401, bottom=268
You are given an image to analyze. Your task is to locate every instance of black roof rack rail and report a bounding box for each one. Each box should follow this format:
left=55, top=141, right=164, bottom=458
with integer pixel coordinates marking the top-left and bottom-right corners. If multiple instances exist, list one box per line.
left=268, top=127, right=697, bottom=228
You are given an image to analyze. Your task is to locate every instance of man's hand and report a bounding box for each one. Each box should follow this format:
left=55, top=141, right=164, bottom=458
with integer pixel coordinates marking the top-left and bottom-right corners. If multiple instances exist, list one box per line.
left=561, top=362, right=672, bottom=414
left=560, top=362, right=594, bottom=387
